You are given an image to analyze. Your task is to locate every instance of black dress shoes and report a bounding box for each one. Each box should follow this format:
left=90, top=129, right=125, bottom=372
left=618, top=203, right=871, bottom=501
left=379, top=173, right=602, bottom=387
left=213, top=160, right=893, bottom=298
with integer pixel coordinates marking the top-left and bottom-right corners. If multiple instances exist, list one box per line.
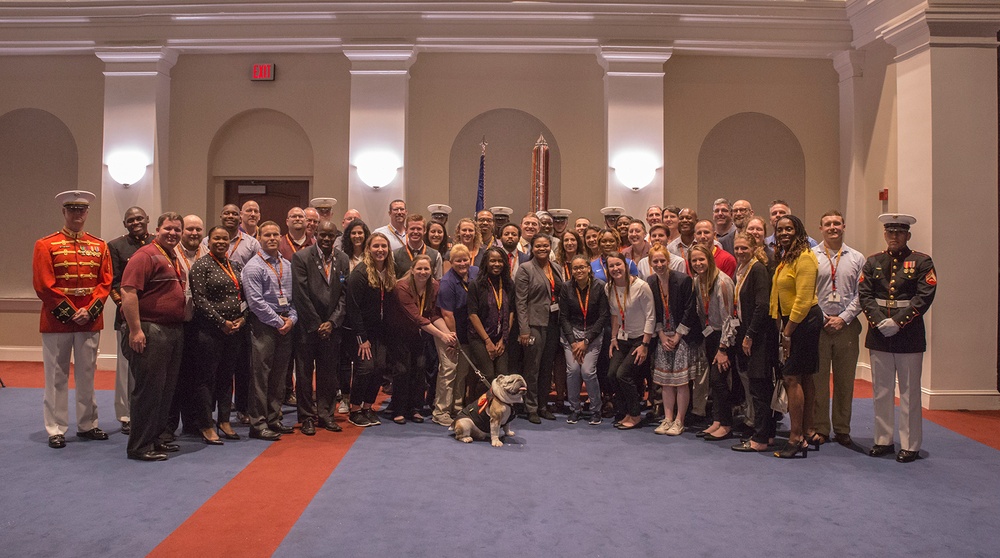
left=270, top=422, right=294, bottom=434
left=301, top=418, right=317, bottom=436
left=896, top=449, right=919, bottom=463
left=835, top=433, right=853, bottom=447
left=48, top=434, right=66, bottom=449
left=538, top=409, right=556, bottom=421
left=319, top=420, right=342, bottom=432
left=154, top=442, right=180, bottom=453
left=120, top=421, right=131, bottom=435
left=128, top=450, right=168, bottom=462
left=868, top=444, right=896, bottom=457
left=250, top=428, right=281, bottom=441
left=76, top=428, right=109, bottom=441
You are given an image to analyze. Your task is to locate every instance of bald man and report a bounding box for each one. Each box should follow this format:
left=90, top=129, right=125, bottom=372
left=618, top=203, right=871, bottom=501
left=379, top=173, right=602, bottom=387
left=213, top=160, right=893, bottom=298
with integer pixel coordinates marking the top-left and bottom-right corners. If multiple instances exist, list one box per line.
left=240, top=200, right=261, bottom=239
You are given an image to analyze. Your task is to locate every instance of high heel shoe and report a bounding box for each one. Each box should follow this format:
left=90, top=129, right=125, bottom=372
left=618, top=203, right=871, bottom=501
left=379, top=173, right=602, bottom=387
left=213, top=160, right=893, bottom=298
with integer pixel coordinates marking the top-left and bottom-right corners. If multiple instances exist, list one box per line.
left=202, top=433, right=224, bottom=446
left=774, top=439, right=808, bottom=459
left=217, top=426, right=241, bottom=440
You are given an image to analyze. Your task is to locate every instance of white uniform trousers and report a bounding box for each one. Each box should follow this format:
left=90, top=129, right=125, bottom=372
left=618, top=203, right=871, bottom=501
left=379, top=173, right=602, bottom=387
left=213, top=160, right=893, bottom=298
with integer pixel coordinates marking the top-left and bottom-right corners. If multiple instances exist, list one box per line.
left=870, top=350, right=924, bottom=452
left=114, top=329, right=132, bottom=422
left=42, top=331, right=101, bottom=436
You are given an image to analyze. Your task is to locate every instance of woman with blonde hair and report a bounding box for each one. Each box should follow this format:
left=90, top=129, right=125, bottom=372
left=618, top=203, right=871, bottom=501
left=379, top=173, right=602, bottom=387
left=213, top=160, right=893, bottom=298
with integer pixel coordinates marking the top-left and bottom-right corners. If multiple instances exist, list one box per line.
left=453, top=217, right=483, bottom=267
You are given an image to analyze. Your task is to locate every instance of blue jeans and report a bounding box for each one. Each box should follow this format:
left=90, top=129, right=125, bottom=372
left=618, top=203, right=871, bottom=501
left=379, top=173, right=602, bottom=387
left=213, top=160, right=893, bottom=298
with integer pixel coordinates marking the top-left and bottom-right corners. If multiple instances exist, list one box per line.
left=562, top=333, right=603, bottom=414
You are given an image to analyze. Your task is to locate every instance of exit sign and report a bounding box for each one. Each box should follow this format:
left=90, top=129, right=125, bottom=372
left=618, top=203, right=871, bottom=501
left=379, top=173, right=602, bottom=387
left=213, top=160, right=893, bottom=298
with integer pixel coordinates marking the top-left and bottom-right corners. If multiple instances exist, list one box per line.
left=251, top=63, right=275, bottom=81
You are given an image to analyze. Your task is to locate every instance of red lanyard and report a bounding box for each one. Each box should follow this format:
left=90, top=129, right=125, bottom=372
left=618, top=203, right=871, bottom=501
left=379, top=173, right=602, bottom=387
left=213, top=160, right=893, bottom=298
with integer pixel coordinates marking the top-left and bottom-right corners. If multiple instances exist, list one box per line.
left=700, top=282, right=712, bottom=326
left=612, top=281, right=628, bottom=326
left=656, top=275, right=671, bottom=325
left=543, top=263, right=557, bottom=302
left=153, top=242, right=182, bottom=280
left=213, top=255, right=242, bottom=300
left=823, top=245, right=842, bottom=292
left=489, top=277, right=504, bottom=331
left=405, top=243, right=425, bottom=261
left=322, top=255, right=332, bottom=281
left=575, top=280, right=590, bottom=329
left=258, top=252, right=284, bottom=297
left=227, top=235, right=242, bottom=260
left=286, top=234, right=303, bottom=254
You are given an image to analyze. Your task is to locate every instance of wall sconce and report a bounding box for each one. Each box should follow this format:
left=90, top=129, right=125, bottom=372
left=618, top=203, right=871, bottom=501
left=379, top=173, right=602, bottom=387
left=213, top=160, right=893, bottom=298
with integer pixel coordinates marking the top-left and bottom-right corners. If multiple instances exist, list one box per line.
left=354, top=150, right=401, bottom=190
left=611, top=151, right=660, bottom=191
left=106, top=151, right=150, bottom=188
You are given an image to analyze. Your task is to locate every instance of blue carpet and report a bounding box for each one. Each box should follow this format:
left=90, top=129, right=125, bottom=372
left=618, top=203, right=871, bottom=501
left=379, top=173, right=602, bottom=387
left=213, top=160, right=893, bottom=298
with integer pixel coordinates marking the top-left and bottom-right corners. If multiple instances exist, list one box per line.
left=275, top=402, right=1000, bottom=558
left=0, top=387, right=269, bottom=558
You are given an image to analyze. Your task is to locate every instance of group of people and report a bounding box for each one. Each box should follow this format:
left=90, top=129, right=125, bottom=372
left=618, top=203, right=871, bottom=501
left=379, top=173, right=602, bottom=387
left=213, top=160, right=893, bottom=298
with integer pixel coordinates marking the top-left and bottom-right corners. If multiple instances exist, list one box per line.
left=33, top=191, right=936, bottom=464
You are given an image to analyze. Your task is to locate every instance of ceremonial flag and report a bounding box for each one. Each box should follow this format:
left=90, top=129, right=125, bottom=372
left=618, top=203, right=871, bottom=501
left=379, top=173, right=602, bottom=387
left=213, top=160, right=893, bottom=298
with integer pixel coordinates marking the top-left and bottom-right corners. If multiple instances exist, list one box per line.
left=475, top=138, right=487, bottom=213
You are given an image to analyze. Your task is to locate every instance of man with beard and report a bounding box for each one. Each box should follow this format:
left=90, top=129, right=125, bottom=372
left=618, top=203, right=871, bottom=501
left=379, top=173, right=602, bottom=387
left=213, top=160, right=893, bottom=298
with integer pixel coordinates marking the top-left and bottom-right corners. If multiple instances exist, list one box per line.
left=278, top=207, right=313, bottom=261
left=292, top=220, right=350, bottom=435
left=108, top=206, right=152, bottom=434
left=476, top=209, right=500, bottom=250
left=732, top=199, right=753, bottom=231
left=167, top=214, right=208, bottom=437
left=242, top=221, right=298, bottom=440
left=120, top=212, right=187, bottom=461
left=240, top=200, right=262, bottom=239
left=33, top=191, right=113, bottom=449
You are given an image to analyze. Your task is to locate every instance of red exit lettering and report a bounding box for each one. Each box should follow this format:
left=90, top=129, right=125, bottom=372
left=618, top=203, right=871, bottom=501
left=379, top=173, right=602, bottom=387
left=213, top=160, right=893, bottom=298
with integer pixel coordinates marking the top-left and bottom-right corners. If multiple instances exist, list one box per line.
left=251, top=64, right=274, bottom=81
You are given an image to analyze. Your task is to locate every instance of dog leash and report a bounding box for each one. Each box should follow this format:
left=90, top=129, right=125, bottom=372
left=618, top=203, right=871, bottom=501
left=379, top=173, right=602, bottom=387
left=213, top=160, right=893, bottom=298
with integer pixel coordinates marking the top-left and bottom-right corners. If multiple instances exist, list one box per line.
left=457, top=346, right=494, bottom=390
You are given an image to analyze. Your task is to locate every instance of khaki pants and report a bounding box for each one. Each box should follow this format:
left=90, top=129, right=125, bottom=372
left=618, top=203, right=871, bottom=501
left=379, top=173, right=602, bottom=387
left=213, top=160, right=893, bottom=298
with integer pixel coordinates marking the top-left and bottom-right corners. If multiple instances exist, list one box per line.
left=114, top=329, right=133, bottom=422
left=812, top=318, right=862, bottom=437
left=42, top=331, right=100, bottom=436
left=433, top=338, right=469, bottom=421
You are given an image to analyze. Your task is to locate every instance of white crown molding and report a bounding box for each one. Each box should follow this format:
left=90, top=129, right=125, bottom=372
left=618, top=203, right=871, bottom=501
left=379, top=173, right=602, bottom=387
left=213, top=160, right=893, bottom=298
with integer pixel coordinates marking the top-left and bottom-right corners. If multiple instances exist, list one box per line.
left=833, top=48, right=865, bottom=81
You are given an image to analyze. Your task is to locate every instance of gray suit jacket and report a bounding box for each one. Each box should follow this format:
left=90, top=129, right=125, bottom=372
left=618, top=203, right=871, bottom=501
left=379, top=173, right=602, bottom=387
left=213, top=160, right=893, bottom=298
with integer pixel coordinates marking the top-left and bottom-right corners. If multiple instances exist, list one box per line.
left=291, top=244, right=349, bottom=334
left=515, top=258, right=564, bottom=332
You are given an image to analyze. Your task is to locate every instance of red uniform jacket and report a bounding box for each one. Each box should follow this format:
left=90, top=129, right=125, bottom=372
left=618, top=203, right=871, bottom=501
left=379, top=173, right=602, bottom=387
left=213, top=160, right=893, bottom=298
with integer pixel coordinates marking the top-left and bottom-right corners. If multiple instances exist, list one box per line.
left=32, top=229, right=113, bottom=333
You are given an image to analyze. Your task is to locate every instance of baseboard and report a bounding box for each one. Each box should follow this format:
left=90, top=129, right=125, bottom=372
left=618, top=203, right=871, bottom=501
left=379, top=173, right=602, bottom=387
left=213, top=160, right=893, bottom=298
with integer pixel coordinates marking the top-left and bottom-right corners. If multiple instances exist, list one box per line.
left=0, top=346, right=117, bottom=371
left=922, top=390, right=1000, bottom=411
left=855, top=362, right=872, bottom=382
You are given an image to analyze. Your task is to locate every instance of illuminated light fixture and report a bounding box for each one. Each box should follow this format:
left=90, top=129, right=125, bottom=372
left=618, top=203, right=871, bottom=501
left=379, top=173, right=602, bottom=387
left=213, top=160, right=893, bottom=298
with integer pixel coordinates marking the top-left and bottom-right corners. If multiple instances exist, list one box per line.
left=354, top=150, right=401, bottom=190
left=106, top=150, right=150, bottom=188
left=612, top=151, right=660, bottom=191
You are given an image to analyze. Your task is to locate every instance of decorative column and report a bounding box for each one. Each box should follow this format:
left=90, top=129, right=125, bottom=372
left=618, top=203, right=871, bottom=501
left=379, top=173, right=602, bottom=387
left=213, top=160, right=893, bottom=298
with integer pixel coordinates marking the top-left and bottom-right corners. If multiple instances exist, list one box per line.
left=96, top=47, right=176, bottom=241
left=344, top=46, right=415, bottom=222
left=833, top=49, right=870, bottom=247
left=883, top=12, right=1000, bottom=409
left=599, top=45, right=672, bottom=217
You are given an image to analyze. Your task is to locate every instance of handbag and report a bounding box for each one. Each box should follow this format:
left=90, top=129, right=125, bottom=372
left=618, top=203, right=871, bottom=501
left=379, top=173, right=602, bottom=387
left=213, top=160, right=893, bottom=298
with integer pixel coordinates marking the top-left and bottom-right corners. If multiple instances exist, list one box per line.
left=770, top=377, right=788, bottom=414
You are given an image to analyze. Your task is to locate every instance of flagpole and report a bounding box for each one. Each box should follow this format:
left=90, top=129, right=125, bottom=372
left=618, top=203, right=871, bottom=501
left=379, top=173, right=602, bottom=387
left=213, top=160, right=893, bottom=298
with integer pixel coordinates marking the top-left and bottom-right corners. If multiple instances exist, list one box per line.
left=476, top=137, right=488, bottom=214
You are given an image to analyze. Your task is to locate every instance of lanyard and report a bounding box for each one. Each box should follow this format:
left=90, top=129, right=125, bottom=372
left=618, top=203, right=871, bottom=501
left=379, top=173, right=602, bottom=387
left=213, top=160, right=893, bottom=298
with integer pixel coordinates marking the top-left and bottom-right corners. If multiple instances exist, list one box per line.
left=823, top=244, right=843, bottom=292
left=178, top=246, right=204, bottom=272
left=322, top=254, right=333, bottom=281
left=700, top=280, right=712, bottom=326
left=612, top=281, right=628, bottom=327
left=459, top=273, right=469, bottom=292
left=543, top=263, right=557, bottom=302
left=213, top=254, right=242, bottom=300
left=227, top=235, right=242, bottom=260
left=600, top=257, right=609, bottom=280
left=258, top=252, right=284, bottom=297
left=488, top=276, right=504, bottom=332
left=285, top=234, right=304, bottom=254
left=656, top=275, right=671, bottom=325
left=153, top=242, right=182, bottom=280
left=733, top=262, right=751, bottom=317
left=575, top=280, right=590, bottom=330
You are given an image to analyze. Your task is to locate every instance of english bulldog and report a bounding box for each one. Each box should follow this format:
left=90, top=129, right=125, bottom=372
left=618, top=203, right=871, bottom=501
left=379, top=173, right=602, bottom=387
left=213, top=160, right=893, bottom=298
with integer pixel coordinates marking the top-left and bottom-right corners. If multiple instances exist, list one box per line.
left=452, top=374, right=527, bottom=447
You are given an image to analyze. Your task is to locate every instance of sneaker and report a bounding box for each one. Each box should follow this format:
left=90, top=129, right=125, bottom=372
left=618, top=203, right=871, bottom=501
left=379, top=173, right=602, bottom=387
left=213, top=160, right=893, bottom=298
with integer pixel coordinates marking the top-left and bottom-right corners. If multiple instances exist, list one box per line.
left=337, top=400, right=350, bottom=414
left=364, top=408, right=381, bottom=426
left=432, top=415, right=454, bottom=427
left=348, top=411, right=371, bottom=428
left=666, top=421, right=685, bottom=436
left=566, top=411, right=581, bottom=424
left=654, top=418, right=674, bottom=435
left=588, top=413, right=603, bottom=426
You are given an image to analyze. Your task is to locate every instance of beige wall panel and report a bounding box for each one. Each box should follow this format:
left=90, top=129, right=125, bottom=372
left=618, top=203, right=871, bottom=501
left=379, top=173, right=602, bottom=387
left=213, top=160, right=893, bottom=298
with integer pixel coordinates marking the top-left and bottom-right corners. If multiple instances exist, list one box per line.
left=664, top=55, right=840, bottom=230
left=168, top=53, right=351, bottom=222
left=407, top=53, right=607, bottom=224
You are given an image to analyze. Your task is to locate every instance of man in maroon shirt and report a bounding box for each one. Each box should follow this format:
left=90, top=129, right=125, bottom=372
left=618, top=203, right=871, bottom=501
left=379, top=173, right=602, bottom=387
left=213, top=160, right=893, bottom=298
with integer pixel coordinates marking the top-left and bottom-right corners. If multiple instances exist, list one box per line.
left=120, top=212, right=187, bottom=461
left=693, top=219, right=737, bottom=279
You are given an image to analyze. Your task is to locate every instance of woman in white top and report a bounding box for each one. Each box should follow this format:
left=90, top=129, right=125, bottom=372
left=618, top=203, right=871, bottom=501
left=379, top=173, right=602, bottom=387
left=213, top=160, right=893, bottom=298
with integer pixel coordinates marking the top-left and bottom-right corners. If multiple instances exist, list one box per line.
left=636, top=224, right=686, bottom=279
left=606, top=251, right=655, bottom=430
left=688, top=244, right=737, bottom=441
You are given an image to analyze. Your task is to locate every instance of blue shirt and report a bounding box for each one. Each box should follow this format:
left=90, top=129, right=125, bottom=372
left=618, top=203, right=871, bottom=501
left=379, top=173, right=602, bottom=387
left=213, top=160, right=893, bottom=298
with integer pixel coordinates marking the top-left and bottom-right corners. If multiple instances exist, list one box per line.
left=591, top=256, right=638, bottom=283
left=242, top=251, right=297, bottom=328
left=438, top=266, right=479, bottom=344
left=812, top=242, right=865, bottom=324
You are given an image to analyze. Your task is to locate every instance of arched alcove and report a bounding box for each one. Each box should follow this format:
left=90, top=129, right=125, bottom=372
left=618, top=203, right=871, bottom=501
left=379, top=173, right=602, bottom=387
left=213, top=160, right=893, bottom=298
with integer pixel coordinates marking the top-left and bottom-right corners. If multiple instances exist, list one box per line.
left=449, top=108, right=561, bottom=220
left=207, top=109, right=314, bottom=217
left=697, top=112, right=805, bottom=220
left=1, top=108, right=79, bottom=297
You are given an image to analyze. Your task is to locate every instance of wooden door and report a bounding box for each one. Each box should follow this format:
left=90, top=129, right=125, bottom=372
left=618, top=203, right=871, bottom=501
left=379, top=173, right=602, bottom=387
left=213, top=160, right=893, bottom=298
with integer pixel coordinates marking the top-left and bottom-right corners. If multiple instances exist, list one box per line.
left=224, top=180, right=310, bottom=228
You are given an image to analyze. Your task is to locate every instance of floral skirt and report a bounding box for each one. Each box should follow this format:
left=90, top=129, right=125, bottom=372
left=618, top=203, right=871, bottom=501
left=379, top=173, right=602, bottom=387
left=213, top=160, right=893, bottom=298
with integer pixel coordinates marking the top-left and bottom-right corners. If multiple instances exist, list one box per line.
left=652, top=333, right=690, bottom=387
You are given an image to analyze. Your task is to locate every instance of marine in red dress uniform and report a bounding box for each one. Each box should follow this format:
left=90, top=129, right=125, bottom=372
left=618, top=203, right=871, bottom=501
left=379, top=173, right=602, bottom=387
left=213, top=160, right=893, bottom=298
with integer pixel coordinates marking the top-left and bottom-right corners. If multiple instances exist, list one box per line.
left=32, top=190, right=113, bottom=449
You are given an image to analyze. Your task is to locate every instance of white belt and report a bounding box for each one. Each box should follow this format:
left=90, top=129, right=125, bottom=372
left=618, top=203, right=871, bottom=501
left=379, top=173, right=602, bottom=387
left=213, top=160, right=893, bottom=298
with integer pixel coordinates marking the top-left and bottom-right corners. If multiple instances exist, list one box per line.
left=876, top=298, right=910, bottom=309
left=58, top=287, right=95, bottom=296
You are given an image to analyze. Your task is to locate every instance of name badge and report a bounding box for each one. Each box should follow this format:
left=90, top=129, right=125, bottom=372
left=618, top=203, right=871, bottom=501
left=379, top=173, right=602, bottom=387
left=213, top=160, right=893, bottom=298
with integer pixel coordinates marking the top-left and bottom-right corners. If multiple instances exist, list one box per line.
left=277, top=296, right=289, bottom=307
left=702, top=326, right=714, bottom=337
left=827, top=292, right=842, bottom=303
left=617, top=330, right=628, bottom=341
left=731, top=318, right=740, bottom=328
left=549, top=303, right=559, bottom=313
left=240, top=301, right=248, bottom=313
